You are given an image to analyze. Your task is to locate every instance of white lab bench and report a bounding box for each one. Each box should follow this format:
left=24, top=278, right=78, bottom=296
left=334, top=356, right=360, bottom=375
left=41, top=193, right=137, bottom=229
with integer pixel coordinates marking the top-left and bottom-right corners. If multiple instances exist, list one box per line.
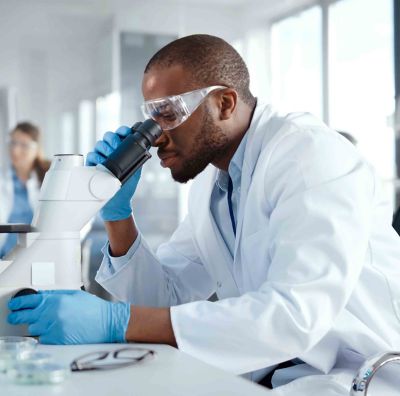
left=0, top=343, right=270, bottom=395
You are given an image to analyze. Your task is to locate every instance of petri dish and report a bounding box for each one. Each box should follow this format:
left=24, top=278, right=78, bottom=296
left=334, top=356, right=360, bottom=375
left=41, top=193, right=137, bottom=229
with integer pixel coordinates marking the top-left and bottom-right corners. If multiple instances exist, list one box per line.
left=0, top=336, right=37, bottom=351
left=0, top=351, right=53, bottom=374
left=0, top=337, right=38, bottom=373
left=19, top=351, right=53, bottom=364
left=7, top=362, right=70, bottom=385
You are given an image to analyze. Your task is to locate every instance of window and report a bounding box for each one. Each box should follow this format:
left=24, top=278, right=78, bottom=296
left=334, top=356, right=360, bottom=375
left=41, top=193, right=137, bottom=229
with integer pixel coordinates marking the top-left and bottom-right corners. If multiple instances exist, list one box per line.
left=329, top=0, right=395, bottom=182
left=271, top=6, right=323, bottom=119
left=271, top=0, right=395, bottom=203
left=60, top=112, right=75, bottom=154
left=79, top=100, right=95, bottom=156
left=95, top=92, right=121, bottom=140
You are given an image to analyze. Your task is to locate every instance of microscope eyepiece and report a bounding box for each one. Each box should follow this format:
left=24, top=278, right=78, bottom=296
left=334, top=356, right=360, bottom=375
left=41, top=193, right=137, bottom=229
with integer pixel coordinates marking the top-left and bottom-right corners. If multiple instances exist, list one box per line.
left=102, top=119, right=162, bottom=184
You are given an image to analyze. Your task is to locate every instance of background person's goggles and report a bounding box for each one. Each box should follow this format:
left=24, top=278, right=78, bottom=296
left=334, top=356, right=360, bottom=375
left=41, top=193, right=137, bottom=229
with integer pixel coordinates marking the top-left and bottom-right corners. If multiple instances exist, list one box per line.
left=141, top=85, right=226, bottom=130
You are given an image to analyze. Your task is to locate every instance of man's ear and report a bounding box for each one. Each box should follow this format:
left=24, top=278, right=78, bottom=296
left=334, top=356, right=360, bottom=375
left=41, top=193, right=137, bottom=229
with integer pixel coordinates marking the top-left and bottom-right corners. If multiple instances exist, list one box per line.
left=219, top=89, right=237, bottom=120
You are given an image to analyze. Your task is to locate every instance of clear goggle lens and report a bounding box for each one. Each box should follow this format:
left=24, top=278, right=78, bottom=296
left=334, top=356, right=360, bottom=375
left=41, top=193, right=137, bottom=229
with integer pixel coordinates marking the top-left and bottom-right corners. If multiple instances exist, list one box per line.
left=141, top=85, right=226, bottom=130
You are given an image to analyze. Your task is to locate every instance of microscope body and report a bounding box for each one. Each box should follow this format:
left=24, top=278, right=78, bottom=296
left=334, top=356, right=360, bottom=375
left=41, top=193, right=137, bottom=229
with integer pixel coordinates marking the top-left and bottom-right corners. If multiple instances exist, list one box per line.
left=0, top=119, right=162, bottom=336
left=0, top=154, right=121, bottom=335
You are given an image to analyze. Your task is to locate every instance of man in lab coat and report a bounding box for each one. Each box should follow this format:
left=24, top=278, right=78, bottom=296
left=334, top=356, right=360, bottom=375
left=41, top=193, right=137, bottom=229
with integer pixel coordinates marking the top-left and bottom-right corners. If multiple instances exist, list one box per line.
left=8, top=34, right=400, bottom=392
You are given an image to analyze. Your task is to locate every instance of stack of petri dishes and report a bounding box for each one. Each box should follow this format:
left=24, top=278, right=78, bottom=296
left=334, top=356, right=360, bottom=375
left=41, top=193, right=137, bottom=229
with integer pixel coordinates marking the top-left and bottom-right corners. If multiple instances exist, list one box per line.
left=0, top=336, right=69, bottom=385
left=0, top=336, right=38, bottom=373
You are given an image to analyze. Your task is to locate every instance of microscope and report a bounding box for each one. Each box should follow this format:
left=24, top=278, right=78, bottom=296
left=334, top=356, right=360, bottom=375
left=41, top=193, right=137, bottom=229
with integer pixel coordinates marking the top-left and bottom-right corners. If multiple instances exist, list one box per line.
left=0, top=119, right=162, bottom=336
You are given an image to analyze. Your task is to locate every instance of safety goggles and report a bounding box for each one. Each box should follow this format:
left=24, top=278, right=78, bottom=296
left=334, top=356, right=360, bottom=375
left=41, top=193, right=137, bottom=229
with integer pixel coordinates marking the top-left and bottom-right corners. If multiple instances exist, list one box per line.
left=141, top=85, right=227, bottom=130
left=8, top=139, right=38, bottom=151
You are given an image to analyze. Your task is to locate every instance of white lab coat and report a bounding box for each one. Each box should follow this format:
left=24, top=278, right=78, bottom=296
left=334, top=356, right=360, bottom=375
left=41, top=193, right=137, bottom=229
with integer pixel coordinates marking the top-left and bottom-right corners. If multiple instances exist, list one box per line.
left=96, top=104, right=400, bottom=389
left=0, top=166, right=40, bottom=248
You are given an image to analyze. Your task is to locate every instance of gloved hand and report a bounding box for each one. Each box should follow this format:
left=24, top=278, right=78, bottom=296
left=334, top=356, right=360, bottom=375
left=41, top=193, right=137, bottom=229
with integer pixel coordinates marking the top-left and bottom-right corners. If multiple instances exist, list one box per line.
left=86, top=125, right=141, bottom=221
left=7, top=290, right=130, bottom=345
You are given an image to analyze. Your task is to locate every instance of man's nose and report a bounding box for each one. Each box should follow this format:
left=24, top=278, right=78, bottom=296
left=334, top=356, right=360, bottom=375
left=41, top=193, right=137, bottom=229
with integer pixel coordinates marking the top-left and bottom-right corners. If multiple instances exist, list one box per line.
left=153, top=130, right=170, bottom=147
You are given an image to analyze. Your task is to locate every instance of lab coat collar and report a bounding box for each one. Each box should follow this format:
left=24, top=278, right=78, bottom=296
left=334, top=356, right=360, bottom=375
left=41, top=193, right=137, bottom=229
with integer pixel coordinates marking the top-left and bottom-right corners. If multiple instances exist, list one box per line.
left=215, top=131, right=249, bottom=193
left=233, top=103, right=274, bottom=256
left=0, top=166, right=40, bottom=222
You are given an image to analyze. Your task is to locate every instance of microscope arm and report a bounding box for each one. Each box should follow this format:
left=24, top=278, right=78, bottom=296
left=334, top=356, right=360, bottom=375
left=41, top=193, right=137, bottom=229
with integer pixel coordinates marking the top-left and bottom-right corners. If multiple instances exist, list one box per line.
left=32, top=161, right=122, bottom=233
left=0, top=156, right=122, bottom=287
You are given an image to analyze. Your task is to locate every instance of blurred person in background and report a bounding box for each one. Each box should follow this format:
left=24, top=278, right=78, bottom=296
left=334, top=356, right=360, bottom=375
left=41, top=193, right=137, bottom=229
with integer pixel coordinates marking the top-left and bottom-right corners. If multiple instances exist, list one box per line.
left=337, top=130, right=357, bottom=145
left=0, top=122, right=50, bottom=258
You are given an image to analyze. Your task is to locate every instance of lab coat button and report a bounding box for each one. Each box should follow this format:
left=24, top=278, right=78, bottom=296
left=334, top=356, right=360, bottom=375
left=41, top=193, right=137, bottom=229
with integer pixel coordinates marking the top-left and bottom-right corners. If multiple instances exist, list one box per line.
left=217, top=281, right=222, bottom=288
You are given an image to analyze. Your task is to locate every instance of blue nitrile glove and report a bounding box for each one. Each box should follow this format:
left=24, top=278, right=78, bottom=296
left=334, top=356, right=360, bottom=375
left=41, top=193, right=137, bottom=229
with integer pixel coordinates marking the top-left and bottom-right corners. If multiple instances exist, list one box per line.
left=7, top=290, right=130, bottom=345
left=86, top=125, right=141, bottom=221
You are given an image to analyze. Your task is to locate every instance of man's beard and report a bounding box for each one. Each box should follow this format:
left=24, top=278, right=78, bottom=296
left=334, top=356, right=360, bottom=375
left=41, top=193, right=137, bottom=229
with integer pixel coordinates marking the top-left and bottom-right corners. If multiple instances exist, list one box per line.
left=171, top=108, right=229, bottom=183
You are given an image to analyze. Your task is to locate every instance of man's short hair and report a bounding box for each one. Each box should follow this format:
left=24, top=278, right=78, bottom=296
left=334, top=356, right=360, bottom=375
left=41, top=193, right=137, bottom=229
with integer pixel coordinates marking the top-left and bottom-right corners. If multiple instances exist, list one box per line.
left=144, top=34, right=256, bottom=107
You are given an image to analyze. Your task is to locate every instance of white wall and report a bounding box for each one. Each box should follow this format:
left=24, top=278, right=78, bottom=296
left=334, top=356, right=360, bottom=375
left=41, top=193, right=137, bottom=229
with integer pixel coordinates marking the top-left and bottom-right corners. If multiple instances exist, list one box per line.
left=0, top=1, right=113, bottom=155
left=0, top=0, right=316, bottom=157
left=114, top=1, right=247, bottom=40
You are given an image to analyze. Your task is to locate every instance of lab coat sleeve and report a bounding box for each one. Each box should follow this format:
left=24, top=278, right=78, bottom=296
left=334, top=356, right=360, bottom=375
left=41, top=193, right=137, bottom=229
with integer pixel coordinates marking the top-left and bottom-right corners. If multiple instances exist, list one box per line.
left=96, top=215, right=215, bottom=307
left=95, top=233, right=143, bottom=279
left=170, top=128, right=375, bottom=374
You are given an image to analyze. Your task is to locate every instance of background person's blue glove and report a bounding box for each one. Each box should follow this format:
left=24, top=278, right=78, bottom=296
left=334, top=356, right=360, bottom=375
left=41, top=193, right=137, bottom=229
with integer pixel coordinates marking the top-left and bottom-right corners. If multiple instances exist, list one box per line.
left=7, top=290, right=130, bottom=345
left=86, top=125, right=141, bottom=221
